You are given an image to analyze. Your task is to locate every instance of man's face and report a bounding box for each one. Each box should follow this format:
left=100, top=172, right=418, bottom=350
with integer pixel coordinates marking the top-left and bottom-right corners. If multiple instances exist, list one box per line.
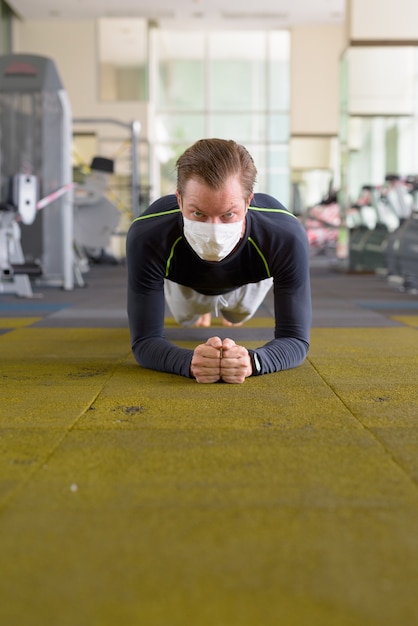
left=177, top=175, right=252, bottom=234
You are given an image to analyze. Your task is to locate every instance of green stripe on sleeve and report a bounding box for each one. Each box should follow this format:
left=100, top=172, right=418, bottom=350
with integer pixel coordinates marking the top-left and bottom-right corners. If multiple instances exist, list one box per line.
left=165, top=237, right=183, bottom=277
left=248, top=237, right=271, bottom=277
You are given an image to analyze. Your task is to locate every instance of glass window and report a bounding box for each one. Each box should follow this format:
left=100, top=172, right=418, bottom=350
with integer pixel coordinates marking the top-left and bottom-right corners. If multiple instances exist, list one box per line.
left=209, top=31, right=266, bottom=111
left=250, top=145, right=290, bottom=204
left=210, top=113, right=266, bottom=143
left=98, top=18, right=148, bottom=102
left=268, top=113, right=289, bottom=142
left=156, top=31, right=205, bottom=109
left=269, top=145, right=289, bottom=169
left=158, top=59, right=205, bottom=110
left=268, top=168, right=290, bottom=206
left=268, top=31, right=290, bottom=110
left=159, top=143, right=191, bottom=196
left=158, top=113, right=205, bottom=142
left=154, top=29, right=290, bottom=200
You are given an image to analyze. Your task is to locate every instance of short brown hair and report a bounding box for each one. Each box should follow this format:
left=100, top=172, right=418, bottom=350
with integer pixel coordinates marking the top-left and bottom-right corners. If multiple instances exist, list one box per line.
left=176, top=138, right=257, bottom=199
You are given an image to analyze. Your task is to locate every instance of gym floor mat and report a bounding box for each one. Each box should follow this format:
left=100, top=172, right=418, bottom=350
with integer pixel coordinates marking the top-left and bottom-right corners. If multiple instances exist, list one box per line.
left=390, top=315, right=418, bottom=328
left=1, top=264, right=417, bottom=625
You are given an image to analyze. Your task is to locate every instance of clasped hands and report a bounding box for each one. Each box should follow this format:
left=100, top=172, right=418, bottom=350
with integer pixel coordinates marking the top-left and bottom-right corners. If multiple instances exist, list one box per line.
left=190, top=336, right=252, bottom=384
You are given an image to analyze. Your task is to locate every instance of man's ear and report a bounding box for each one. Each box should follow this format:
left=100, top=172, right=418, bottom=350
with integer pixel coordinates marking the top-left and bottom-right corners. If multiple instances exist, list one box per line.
left=175, top=190, right=181, bottom=207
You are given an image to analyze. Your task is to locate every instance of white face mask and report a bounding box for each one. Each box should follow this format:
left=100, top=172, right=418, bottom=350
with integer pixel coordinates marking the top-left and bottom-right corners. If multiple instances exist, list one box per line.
left=183, top=216, right=244, bottom=261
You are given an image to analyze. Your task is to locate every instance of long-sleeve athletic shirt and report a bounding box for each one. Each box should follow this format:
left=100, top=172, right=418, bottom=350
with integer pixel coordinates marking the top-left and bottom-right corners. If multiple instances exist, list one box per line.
left=126, top=192, right=312, bottom=377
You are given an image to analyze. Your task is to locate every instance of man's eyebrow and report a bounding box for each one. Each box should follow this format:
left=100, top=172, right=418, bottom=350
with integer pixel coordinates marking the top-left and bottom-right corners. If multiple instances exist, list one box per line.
left=186, top=205, right=206, bottom=215
left=185, top=202, right=242, bottom=215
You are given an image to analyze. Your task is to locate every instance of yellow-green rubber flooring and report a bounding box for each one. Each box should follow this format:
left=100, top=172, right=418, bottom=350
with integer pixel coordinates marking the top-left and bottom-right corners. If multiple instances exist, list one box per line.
left=1, top=262, right=418, bottom=626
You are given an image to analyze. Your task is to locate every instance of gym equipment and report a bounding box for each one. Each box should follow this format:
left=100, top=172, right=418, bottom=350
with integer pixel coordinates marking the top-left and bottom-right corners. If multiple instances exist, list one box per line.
left=386, top=175, right=418, bottom=291
left=349, top=178, right=408, bottom=272
left=73, top=117, right=142, bottom=218
left=73, top=156, right=121, bottom=265
left=303, top=190, right=340, bottom=256
left=346, top=186, right=371, bottom=270
left=394, top=211, right=418, bottom=291
left=0, top=53, right=74, bottom=295
left=0, top=174, right=40, bottom=296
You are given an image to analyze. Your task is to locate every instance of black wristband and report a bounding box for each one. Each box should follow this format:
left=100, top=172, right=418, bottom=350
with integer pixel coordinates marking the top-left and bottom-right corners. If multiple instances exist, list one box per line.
left=248, top=350, right=262, bottom=376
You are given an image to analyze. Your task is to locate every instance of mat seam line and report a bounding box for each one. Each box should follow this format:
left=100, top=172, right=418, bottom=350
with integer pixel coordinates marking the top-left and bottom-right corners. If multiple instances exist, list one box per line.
left=0, top=353, right=130, bottom=514
left=307, top=357, right=418, bottom=493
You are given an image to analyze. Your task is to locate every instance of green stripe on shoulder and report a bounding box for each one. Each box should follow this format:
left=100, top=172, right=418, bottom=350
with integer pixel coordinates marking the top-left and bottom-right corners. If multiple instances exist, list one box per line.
left=249, top=206, right=297, bottom=219
left=132, top=208, right=180, bottom=223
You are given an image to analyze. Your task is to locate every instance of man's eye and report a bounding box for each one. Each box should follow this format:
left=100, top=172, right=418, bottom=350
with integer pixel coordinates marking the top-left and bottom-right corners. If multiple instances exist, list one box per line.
left=192, top=211, right=204, bottom=218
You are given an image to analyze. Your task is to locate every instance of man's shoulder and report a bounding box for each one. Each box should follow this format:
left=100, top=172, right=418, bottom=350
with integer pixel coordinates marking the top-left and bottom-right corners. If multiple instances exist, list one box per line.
left=251, top=192, right=286, bottom=210
left=249, top=195, right=308, bottom=249
left=250, top=193, right=296, bottom=219
left=127, top=195, right=181, bottom=252
left=249, top=195, right=300, bottom=232
left=136, top=194, right=180, bottom=220
left=128, top=195, right=180, bottom=236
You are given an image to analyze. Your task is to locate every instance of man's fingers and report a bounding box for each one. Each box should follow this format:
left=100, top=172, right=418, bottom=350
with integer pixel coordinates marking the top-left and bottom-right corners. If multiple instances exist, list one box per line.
left=191, top=339, right=252, bottom=383
left=206, top=336, right=223, bottom=349
left=195, top=374, right=221, bottom=384
left=222, top=337, right=236, bottom=350
left=191, top=339, right=223, bottom=382
left=219, top=344, right=252, bottom=383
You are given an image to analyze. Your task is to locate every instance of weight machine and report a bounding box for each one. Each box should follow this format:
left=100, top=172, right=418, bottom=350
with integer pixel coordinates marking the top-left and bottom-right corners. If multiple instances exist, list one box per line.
left=0, top=53, right=75, bottom=296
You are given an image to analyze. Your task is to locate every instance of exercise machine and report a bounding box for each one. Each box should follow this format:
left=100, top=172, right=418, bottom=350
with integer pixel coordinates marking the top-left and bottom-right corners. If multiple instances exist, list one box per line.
left=73, top=156, right=121, bottom=265
left=349, top=178, right=408, bottom=273
left=0, top=53, right=74, bottom=296
left=0, top=174, right=40, bottom=296
left=386, top=175, right=418, bottom=291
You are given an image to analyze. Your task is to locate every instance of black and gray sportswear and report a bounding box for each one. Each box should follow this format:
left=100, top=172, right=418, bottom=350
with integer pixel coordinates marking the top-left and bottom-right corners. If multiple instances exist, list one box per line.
left=126, top=192, right=312, bottom=377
